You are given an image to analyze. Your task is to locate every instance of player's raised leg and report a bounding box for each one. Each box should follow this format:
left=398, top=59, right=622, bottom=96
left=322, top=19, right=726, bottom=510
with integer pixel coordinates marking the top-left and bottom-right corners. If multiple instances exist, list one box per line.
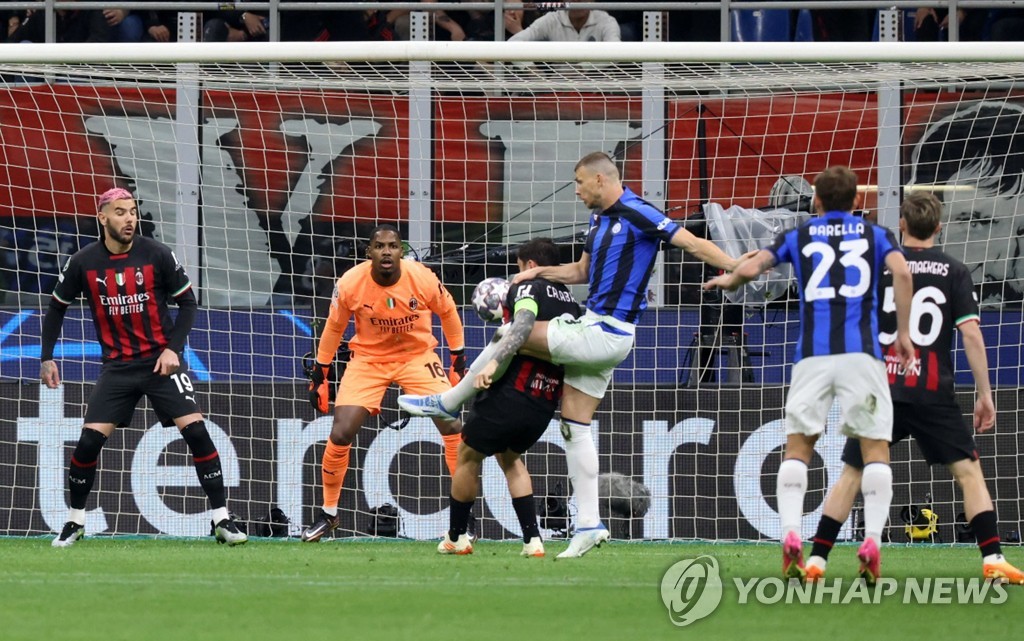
left=398, top=325, right=511, bottom=420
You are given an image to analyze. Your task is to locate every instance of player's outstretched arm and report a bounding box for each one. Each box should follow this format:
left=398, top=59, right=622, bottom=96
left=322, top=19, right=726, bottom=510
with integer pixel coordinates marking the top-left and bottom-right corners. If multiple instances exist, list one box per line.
left=512, top=252, right=589, bottom=286
left=669, top=227, right=752, bottom=271
left=703, top=249, right=775, bottom=292
left=959, top=320, right=996, bottom=432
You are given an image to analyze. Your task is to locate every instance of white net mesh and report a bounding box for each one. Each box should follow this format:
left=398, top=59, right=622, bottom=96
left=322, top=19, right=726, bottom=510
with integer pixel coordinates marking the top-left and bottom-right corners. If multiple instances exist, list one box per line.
left=1, top=42, right=1021, bottom=542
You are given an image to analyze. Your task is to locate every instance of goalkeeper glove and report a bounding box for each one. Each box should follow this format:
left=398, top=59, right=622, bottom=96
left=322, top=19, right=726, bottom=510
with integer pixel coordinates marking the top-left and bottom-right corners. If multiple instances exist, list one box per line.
left=448, top=349, right=467, bottom=386
left=308, top=362, right=335, bottom=414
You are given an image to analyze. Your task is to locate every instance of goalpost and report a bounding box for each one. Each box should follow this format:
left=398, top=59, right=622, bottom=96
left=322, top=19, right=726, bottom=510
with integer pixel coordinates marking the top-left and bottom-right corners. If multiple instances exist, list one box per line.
left=0, top=38, right=1022, bottom=543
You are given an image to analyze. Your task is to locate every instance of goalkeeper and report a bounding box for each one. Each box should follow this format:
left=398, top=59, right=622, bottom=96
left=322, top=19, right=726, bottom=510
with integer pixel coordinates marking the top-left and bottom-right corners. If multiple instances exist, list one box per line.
left=301, top=224, right=466, bottom=542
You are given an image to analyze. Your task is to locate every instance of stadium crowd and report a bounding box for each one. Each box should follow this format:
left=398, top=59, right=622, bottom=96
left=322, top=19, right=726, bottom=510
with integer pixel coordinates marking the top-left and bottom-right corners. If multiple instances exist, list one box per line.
left=4, top=3, right=1024, bottom=44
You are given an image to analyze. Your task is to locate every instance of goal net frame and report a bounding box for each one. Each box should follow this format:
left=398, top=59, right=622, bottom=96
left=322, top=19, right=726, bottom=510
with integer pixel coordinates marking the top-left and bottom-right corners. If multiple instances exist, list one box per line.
left=0, top=38, right=1022, bottom=543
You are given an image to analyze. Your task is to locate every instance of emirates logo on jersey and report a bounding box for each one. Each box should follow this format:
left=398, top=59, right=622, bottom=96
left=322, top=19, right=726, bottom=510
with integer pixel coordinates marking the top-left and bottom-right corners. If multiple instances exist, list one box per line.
left=409, top=297, right=418, bottom=310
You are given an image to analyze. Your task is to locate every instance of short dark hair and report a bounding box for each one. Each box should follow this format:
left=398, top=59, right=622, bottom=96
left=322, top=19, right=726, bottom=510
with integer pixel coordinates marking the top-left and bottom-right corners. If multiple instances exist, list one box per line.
left=575, top=151, right=620, bottom=179
left=900, top=192, right=943, bottom=240
left=368, top=224, right=401, bottom=243
left=515, top=237, right=560, bottom=267
left=814, top=166, right=858, bottom=212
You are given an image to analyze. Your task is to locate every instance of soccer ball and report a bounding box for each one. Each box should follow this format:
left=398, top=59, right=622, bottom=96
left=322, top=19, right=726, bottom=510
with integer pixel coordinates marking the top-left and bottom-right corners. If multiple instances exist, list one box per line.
left=471, top=277, right=510, bottom=323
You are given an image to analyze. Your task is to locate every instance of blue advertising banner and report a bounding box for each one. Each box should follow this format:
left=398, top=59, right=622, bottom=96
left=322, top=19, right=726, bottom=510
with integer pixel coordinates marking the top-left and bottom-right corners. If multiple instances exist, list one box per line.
left=1, top=307, right=1021, bottom=386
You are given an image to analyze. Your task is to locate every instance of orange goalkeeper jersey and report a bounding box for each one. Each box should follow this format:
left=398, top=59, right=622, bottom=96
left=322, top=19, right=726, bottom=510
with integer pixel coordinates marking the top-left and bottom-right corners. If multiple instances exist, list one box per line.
left=317, top=259, right=464, bottom=363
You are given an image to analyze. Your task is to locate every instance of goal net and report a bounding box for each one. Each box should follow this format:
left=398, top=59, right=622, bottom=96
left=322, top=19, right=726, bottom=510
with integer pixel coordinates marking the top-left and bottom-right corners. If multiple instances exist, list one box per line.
left=1, top=41, right=1021, bottom=544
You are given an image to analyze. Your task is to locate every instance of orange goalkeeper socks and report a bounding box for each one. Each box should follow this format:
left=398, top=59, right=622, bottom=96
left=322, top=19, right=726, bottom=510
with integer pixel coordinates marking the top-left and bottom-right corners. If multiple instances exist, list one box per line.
left=321, top=440, right=350, bottom=509
left=442, top=433, right=462, bottom=477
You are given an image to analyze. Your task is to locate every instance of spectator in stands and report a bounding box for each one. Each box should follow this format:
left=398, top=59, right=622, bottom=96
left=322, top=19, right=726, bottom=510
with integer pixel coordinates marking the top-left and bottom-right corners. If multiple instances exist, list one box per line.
left=463, top=6, right=538, bottom=41
left=914, top=7, right=987, bottom=41
left=140, top=7, right=176, bottom=42
left=203, top=4, right=330, bottom=43
left=326, top=8, right=400, bottom=41
left=509, top=4, right=620, bottom=42
left=989, top=9, right=1024, bottom=40
left=391, top=1, right=467, bottom=41
left=427, top=0, right=467, bottom=41
left=6, top=7, right=141, bottom=43
left=202, top=10, right=268, bottom=42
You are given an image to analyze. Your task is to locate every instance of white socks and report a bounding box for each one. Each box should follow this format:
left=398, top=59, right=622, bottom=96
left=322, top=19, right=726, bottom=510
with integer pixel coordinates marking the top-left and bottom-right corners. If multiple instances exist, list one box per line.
left=562, top=418, right=600, bottom=529
left=68, top=508, right=86, bottom=526
left=211, top=506, right=230, bottom=524
left=861, top=462, right=893, bottom=543
left=440, top=325, right=510, bottom=410
left=777, top=458, right=808, bottom=538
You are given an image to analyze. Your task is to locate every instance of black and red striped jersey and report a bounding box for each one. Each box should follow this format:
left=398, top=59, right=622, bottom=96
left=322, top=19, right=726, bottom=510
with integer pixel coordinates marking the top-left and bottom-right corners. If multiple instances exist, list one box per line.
left=878, top=245, right=980, bottom=403
left=51, top=236, right=195, bottom=362
left=477, top=277, right=581, bottom=412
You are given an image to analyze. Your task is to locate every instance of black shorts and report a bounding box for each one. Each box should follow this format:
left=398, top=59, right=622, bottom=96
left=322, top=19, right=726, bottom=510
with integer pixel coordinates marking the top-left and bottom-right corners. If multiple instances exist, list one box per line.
left=84, top=358, right=202, bottom=428
left=461, top=393, right=555, bottom=457
left=841, top=400, right=978, bottom=468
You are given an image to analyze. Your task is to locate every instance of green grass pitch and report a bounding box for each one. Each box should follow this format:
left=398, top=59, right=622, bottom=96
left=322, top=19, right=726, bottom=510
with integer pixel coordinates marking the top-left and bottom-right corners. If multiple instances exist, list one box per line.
left=1, top=538, right=1019, bottom=641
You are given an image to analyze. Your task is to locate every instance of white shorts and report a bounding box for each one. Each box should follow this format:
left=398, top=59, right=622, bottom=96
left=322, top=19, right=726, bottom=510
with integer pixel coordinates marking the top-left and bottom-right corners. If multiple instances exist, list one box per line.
left=546, top=309, right=634, bottom=399
left=785, top=352, right=893, bottom=441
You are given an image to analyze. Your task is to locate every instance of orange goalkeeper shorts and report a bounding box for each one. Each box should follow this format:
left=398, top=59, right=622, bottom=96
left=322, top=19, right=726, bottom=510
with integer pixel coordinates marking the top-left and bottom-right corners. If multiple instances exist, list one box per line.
left=336, top=351, right=451, bottom=414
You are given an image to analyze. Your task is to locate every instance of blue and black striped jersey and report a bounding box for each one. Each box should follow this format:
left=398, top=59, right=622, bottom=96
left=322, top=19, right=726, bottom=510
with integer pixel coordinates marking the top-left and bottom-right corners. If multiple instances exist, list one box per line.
left=583, top=187, right=679, bottom=324
left=768, top=211, right=901, bottom=362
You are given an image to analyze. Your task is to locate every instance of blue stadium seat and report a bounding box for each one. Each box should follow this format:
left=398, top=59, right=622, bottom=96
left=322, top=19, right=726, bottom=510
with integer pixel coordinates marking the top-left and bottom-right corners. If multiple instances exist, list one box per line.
left=794, top=9, right=814, bottom=42
left=730, top=9, right=791, bottom=42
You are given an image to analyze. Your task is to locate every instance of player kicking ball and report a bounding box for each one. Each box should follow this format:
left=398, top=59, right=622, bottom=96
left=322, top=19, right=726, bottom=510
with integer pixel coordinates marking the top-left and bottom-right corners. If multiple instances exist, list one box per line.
left=437, top=239, right=580, bottom=557
left=804, top=193, right=1024, bottom=585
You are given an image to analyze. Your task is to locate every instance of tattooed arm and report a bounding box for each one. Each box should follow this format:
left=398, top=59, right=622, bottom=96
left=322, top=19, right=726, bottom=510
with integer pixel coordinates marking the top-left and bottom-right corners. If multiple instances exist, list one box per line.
left=473, top=307, right=537, bottom=390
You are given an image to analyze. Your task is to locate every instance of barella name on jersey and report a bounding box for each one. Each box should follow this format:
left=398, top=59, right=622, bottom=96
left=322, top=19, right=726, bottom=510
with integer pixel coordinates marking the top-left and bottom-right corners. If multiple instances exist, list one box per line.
left=808, top=222, right=865, bottom=237
left=98, top=291, right=151, bottom=316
